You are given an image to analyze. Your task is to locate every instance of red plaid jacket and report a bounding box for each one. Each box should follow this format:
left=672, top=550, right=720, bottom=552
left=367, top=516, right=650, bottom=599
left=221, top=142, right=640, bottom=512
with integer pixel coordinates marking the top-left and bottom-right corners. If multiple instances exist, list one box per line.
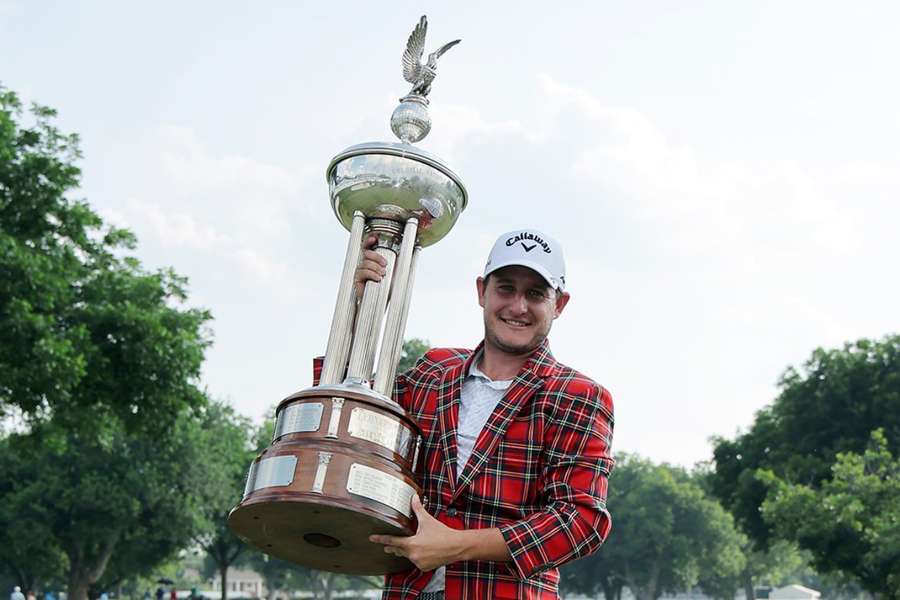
left=315, top=340, right=614, bottom=599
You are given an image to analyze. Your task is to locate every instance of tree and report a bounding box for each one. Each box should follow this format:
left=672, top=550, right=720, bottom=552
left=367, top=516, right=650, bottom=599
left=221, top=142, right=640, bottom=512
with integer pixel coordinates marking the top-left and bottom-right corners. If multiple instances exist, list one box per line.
left=0, top=85, right=210, bottom=428
left=711, top=337, right=900, bottom=541
left=0, top=411, right=215, bottom=600
left=397, top=338, right=430, bottom=374
left=561, top=455, right=745, bottom=600
left=709, top=335, right=900, bottom=595
left=760, top=429, right=900, bottom=599
left=0, top=84, right=215, bottom=600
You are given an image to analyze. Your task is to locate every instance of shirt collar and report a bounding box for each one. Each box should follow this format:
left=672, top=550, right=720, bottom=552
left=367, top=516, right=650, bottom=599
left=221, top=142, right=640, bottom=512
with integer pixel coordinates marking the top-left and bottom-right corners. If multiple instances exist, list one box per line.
left=467, top=351, right=514, bottom=389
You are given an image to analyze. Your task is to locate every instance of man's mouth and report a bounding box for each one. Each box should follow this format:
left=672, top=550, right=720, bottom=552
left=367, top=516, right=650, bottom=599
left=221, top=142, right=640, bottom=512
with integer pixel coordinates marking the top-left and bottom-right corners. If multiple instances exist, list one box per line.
left=500, top=317, right=531, bottom=328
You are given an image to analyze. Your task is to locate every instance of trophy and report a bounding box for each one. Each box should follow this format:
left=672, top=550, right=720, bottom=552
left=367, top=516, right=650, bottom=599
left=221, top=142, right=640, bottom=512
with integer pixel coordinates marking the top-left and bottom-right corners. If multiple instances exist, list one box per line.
left=228, top=16, right=466, bottom=575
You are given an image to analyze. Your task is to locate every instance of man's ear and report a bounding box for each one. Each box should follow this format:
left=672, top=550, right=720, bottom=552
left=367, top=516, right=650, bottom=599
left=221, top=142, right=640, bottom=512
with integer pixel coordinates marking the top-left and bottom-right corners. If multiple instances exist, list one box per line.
left=553, top=291, right=571, bottom=319
left=476, top=276, right=486, bottom=308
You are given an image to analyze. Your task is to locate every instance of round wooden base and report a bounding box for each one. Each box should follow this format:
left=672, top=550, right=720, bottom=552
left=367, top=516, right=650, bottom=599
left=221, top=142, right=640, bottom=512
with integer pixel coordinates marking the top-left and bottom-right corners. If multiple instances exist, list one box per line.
left=228, top=384, right=423, bottom=575
left=229, top=493, right=414, bottom=574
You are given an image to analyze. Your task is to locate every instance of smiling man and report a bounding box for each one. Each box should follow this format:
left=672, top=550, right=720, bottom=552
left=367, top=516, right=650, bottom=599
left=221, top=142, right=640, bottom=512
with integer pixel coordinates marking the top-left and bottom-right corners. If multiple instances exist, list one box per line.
left=359, top=228, right=615, bottom=600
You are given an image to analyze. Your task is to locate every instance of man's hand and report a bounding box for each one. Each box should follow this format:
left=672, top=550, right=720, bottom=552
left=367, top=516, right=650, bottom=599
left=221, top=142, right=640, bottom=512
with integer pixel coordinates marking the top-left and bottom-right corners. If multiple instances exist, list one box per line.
left=369, top=495, right=465, bottom=572
left=369, top=495, right=512, bottom=572
left=354, top=234, right=388, bottom=299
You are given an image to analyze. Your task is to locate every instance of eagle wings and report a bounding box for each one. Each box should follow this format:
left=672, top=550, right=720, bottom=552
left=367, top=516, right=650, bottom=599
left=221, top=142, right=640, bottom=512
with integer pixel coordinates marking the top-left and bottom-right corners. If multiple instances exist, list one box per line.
left=402, top=16, right=460, bottom=97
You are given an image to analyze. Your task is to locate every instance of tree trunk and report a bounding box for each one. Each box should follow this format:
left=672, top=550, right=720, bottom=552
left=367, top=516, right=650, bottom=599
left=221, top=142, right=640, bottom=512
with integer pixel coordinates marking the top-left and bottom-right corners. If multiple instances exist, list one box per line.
left=66, top=534, right=119, bottom=600
left=219, top=568, right=228, bottom=600
left=320, top=573, right=333, bottom=600
left=743, top=573, right=754, bottom=600
left=623, top=559, right=657, bottom=600
left=68, top=577, right=91, bottom=600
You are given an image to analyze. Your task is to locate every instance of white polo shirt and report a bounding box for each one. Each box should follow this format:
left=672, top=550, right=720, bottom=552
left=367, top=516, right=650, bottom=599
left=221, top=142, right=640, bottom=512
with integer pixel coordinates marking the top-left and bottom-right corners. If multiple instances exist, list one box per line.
left=423, top=354, right=513, bottom=593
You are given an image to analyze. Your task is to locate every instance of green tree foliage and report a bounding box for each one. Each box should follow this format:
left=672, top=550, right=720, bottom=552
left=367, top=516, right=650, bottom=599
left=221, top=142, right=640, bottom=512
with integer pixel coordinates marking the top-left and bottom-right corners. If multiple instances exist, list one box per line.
left=0, top=85, right=210, bottom=429
left=760, top=429, right=900, bottom=599
left=0, top=84, right=220, bottom=600
left=710, top=335, right=900, bottom=550
left=561, top=455, right=745, bottom=600
left=397, top=338, right=430, bottom=374
left=0, top=413, right=211, bottom=600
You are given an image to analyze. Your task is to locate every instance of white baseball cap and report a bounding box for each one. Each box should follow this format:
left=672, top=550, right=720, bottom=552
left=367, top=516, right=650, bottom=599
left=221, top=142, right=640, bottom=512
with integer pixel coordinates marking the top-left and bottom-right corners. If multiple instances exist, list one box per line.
left=483, top=229, right=566, bottom=291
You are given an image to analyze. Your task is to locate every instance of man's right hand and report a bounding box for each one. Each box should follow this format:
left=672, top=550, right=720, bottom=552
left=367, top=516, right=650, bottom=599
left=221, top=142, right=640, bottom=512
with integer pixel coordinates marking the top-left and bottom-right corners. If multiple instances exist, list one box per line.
left=354, top=234, right=388, bottom=299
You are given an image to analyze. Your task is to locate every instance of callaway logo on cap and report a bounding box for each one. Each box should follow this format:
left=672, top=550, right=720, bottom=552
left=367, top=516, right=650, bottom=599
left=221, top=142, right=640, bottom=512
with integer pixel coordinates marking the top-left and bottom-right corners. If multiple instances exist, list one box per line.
left=483, top=228, right=566, bottom=291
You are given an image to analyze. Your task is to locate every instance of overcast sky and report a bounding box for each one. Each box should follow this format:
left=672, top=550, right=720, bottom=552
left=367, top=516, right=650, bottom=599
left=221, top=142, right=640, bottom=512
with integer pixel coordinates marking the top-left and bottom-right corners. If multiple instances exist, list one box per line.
left=3, top=1, right=898, bottom=467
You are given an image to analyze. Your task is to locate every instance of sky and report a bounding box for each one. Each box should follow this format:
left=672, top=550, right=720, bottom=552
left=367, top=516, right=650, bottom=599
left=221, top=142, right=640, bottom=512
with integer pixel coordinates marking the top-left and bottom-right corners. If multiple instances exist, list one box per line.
left=2, top=1, right=898, bottom=467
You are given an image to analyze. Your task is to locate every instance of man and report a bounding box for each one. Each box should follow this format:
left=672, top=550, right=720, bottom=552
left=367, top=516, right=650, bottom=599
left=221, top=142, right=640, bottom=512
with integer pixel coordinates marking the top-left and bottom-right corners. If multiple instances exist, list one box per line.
left=9, top=588, right=24, bottom=600
left=354, top=228, right=614, bottom=600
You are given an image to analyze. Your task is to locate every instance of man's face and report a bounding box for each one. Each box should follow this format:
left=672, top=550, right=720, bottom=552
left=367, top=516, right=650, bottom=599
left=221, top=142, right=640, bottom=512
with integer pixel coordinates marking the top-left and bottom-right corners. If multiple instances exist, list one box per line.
left=476, top=265, right=570, bottom=356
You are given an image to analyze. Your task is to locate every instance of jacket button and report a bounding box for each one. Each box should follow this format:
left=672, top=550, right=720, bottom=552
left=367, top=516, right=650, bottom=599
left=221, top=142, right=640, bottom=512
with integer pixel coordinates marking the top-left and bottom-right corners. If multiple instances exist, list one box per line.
left=447, top=507, right=458, bottom=517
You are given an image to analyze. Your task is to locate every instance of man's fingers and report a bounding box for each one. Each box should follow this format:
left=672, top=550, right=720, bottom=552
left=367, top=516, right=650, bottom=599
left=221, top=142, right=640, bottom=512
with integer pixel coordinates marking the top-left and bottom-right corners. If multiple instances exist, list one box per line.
left=410, top=494, right=428, bottom=519
left=369, top=534, right=401, bottom=545
left=357, top=265, right=386, bottom=282
left=363, top=234, right=379, bottom=249
left=362, top=249, right=387, bottom=269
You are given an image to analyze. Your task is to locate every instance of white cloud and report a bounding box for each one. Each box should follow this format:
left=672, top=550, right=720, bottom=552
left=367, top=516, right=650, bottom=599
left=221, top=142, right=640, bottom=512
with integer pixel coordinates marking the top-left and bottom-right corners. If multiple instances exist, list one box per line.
left=126, top=198, right=231, bottom=250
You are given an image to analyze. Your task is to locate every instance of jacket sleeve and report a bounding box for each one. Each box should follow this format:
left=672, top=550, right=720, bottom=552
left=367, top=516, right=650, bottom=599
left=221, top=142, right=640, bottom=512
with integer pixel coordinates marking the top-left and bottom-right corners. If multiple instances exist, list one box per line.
left=498, top=383, right=615, bottom=578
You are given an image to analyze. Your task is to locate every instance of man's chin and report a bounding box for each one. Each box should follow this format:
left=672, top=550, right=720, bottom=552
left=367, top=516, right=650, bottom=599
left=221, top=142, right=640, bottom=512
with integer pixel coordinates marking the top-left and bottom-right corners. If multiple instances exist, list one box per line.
left=488, top=333, right=542, bottom=356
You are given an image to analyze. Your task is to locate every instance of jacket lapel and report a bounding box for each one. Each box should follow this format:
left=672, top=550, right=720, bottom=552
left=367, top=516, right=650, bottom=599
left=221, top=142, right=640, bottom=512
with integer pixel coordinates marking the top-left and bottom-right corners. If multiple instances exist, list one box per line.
left=434, top=351, right=475, bottom=499
left=451, top=340, right=557, bottom=503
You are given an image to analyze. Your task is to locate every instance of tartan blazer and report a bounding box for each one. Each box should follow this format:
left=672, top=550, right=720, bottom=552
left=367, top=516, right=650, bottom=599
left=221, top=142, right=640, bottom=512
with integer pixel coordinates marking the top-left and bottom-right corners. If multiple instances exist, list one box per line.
left=315, top=340, right=614, bottom=600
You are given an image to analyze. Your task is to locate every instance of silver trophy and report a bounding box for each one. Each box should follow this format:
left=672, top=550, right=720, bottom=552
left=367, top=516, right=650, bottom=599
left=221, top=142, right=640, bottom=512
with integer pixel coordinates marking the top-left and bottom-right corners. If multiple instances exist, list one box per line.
left=228, top=16, right=466, bottom=575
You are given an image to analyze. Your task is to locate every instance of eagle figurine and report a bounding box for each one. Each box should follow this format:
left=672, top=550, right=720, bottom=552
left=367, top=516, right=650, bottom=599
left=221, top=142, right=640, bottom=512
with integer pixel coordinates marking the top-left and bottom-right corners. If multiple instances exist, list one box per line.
left=402, top=16, right=461, bottom=98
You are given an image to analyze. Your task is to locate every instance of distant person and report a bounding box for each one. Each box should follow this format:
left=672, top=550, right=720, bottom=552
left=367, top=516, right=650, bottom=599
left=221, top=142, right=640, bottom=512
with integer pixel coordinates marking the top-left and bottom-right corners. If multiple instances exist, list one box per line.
left=43, top=591, right=55, bottom=600
left=143, top=591, right=151, bottom=600
left=155, top=589, right=164, bottom=600
left=99, top=593, right=108, bottom=600
left=25, top=592, right=35, bottom=600
left=10, top=587, right=24, bottom=600
left=169, top=589, right=177, bottom=600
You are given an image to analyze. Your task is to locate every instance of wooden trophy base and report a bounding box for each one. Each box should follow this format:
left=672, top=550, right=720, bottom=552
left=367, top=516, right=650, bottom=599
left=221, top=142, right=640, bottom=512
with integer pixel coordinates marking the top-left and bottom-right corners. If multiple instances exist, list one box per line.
left=228, top=385, right=423, bottom=575
left=228, top=488, right=414, bottom=574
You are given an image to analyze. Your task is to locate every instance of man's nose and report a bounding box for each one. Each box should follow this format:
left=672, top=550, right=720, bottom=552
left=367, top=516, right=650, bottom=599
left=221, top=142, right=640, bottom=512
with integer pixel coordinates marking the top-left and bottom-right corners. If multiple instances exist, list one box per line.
left=510, top=292, right=529, bottom=314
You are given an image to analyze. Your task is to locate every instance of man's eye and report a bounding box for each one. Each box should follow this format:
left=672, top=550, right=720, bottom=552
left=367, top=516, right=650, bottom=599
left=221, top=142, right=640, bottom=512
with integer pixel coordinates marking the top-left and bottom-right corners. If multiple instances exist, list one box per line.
left=498, top=285, right=516, bottom=294
left=527, top=290, right=547, bottom=300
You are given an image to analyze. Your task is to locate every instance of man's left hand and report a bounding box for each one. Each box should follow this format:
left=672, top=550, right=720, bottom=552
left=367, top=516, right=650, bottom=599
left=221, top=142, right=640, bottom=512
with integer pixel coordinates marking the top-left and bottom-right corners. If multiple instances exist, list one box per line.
left=369, top=495, right=464, bottom=572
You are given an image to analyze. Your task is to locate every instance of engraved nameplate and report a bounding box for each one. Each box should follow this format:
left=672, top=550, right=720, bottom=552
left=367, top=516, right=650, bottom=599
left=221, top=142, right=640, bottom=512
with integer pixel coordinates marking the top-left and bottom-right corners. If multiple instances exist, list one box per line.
left=244, top=455, right=297, bottom=496
left=348, top=408, right=402, bottom=452
left=275, top=402, right=324, bottom=438
left=346, top=463, right=414, bottom=517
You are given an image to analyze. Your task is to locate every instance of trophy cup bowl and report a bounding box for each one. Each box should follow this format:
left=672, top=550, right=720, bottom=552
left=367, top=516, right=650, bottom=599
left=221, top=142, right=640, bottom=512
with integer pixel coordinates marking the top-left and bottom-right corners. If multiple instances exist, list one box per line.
left=228, top=14, right=465, bottom=576
left=329, top=142, right=466, bottom=246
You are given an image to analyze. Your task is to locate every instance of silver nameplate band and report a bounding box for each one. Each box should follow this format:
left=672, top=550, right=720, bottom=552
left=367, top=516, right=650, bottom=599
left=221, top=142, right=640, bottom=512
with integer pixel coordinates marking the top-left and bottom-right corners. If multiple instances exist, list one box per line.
left=275, top=402, right=324, bottom=439
left=244, top=455, right=297, bottom=497
left=346, top=463, right=415, bottom=517
left=348, top=408, right=403, bottom=453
